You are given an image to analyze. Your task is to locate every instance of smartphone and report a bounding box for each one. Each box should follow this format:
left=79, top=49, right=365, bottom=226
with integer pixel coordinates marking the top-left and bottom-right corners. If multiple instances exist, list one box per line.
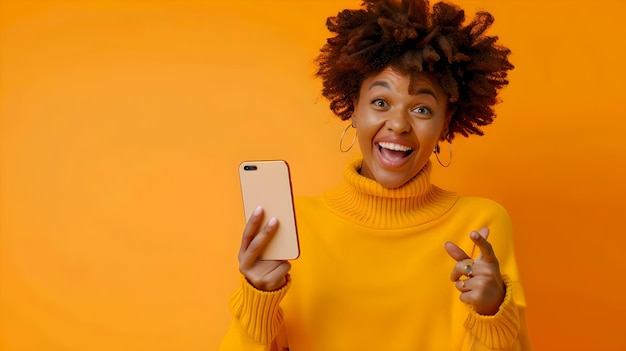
left=239, top=160, right=300, bottom=260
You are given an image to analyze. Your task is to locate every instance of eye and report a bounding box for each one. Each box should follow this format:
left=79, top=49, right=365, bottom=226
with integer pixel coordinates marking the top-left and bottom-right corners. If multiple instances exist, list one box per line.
left=414, top=106, right=432, bottom=116
left=371, top=98, right=389, bottom=110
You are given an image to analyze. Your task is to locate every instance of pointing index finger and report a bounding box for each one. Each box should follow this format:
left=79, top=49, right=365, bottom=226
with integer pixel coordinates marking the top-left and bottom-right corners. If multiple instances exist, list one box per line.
left=469, top=227, right=488, bottom=258
left=470, top=228, right=497, bottom=263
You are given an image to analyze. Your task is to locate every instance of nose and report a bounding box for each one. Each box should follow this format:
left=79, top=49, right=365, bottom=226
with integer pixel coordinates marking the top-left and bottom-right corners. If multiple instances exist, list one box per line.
left=385, top=110, right=411, bottom=134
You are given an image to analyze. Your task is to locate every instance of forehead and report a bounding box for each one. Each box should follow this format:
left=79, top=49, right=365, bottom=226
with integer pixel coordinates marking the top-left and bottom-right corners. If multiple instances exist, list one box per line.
left=362, top=67, right=445, bottom=96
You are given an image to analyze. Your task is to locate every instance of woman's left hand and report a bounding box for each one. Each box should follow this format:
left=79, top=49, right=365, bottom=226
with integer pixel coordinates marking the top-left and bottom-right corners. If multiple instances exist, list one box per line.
left=445, top=227, right=505, bottom=316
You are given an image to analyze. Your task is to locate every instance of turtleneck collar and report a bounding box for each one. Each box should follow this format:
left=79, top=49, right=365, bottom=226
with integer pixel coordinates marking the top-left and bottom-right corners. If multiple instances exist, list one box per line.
left=321, top=158, right=459, bottom=229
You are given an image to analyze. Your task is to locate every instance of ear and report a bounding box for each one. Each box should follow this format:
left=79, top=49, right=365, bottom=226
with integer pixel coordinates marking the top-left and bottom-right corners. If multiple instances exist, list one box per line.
left=351, top=97, right=359, bottom=127
left=440, top=106, right=455, bottom=141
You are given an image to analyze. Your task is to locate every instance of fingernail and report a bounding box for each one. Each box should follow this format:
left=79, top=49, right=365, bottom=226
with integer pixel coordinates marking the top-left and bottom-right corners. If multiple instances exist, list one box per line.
left=253, top=206, right=262, bottom=216
left=268, top=217, right=277, bottom=226
left=470, top=231, right=480, bottom=240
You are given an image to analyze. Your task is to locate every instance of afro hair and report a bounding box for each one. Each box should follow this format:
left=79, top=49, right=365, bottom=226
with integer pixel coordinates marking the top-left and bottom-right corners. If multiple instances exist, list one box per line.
left=315, top=0, right=514, bottom=141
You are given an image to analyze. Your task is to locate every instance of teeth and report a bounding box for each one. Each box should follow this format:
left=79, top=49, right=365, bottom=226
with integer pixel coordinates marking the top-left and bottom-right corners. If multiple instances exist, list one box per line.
left=378, top=142, right=412, bottom=152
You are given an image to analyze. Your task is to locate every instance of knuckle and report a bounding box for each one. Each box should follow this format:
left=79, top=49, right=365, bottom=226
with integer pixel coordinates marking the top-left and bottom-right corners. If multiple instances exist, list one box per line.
left=474, top=280, right=486, bottom=290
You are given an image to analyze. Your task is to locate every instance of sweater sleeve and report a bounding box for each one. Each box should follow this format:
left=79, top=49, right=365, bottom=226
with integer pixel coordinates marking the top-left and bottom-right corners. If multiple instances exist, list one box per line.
left=457, top=198, right=531, bottom=350
left=462, top=275, right=531, bottom=351
left=218, top=276, right=291, bottom=351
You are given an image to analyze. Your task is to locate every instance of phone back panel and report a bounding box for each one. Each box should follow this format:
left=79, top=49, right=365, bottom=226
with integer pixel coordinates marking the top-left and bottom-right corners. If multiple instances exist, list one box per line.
left=239, top=160, right=299, bottom=260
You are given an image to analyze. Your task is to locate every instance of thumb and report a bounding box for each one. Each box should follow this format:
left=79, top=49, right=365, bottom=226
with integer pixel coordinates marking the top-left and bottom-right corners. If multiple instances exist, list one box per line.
left=445, top=241, right=470, bottom=261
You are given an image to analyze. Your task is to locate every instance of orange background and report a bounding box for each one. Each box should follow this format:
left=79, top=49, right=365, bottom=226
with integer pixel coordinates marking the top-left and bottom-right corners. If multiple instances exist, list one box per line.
left=1, top=0, right=625, bottom=350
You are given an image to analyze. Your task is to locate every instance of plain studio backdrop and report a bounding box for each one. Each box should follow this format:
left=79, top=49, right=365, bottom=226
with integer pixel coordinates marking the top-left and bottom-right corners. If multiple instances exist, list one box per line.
left=1, top=0, right=625, bottom=350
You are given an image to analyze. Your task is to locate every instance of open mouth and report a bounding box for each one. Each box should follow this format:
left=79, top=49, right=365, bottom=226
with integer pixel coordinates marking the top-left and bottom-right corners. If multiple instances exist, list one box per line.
left=377, top=142, right=414, bottom=161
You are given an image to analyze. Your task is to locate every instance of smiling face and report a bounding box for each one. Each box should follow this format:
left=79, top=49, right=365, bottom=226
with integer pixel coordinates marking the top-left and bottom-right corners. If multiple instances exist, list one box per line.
left=352, top=66, right=450, bottom=188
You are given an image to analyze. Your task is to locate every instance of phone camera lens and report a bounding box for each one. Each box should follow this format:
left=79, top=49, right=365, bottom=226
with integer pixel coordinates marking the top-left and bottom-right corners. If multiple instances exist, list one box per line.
left=244, top=165, right=257, bottom=171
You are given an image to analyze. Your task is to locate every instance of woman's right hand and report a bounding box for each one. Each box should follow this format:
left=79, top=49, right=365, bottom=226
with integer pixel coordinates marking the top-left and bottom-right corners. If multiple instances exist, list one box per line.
left=238, top=206, right=292, bottom=291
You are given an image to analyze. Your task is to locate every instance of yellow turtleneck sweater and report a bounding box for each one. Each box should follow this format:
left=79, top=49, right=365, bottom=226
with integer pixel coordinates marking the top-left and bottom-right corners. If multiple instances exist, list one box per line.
left=220, top=159, right=529, bottom=351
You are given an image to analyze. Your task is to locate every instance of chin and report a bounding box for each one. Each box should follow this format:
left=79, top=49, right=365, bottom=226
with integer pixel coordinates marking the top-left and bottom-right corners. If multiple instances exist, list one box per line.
left=375, top=175, right=410, bottom=189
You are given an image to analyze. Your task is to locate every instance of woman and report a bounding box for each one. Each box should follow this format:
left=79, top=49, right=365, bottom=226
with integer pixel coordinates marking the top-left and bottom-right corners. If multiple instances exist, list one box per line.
left=220, top=0, right=530, bottom=350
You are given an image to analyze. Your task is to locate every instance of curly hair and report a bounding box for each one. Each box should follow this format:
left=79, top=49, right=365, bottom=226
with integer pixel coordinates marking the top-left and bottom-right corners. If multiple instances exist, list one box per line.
left=315, top=0, right=514, bottom=141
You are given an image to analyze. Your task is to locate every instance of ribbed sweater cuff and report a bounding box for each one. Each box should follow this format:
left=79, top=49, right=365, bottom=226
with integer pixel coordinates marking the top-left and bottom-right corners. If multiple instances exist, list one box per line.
left=464, top=275, right=520, bottom=349
left=229, top=275, right=290, bottom=344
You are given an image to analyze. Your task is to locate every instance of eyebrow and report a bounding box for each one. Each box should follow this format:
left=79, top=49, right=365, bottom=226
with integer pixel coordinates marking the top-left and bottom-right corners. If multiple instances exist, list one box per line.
left=368, top=81, right=392, bottom=90
left=414, top=88, right=438, bottom=100
left=368, top=81, right=438, bottom=100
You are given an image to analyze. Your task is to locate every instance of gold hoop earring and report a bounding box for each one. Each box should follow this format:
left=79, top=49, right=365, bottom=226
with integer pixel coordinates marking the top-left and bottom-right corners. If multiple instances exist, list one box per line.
left=434, top=141, right=452, bottom=167
left=339, top=123, right=357, bottom=153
